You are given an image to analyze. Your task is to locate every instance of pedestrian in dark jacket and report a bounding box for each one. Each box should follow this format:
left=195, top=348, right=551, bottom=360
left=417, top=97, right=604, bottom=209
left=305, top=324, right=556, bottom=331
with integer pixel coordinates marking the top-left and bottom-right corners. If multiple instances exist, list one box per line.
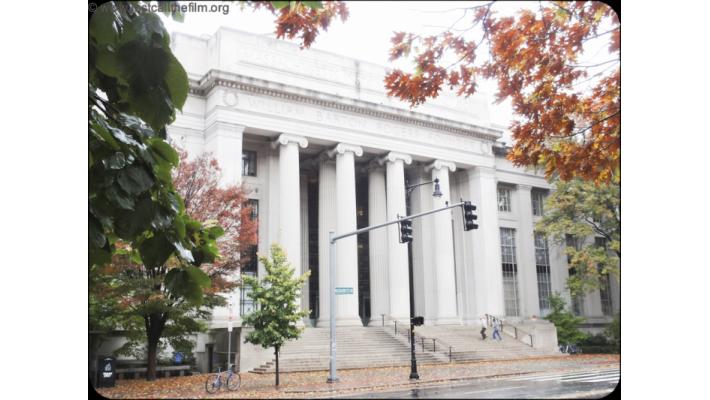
left=480, top=316, right=487, bottom=340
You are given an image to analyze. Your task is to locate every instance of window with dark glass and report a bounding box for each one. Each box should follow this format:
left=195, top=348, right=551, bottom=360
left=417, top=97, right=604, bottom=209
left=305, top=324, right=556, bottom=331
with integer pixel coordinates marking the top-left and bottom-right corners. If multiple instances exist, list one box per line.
left=247, top=199, right=259, bottom=222
left=500, top=228, right=520, bottom=316
left=595, top=237, right=613, bottom=316
left=240, top=199, right=259, bottom=316
left=566, top=234, right=585, bottom=316
left=240, top=246, right=258, bottom=316
left=534, top=232, right=552, bottom=315
left=498, top=186, right=512, bottom=212
left=242, top=150, right=257, bottom=177
left=532, top=190, right=545, bottom=216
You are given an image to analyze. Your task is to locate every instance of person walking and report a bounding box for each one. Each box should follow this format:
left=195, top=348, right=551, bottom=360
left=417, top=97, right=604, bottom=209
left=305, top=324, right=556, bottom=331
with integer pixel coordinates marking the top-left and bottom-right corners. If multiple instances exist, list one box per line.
left=479, top=316, right=487, bottom=340
left=492, top=319, right=502, bottom=341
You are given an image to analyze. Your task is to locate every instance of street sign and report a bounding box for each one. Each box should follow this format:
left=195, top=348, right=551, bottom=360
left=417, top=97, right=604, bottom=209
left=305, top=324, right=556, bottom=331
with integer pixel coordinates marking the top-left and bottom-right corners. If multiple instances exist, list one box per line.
left=228, top=320, right=233, bottom=332
left=335, top=287, right=353, bottom=295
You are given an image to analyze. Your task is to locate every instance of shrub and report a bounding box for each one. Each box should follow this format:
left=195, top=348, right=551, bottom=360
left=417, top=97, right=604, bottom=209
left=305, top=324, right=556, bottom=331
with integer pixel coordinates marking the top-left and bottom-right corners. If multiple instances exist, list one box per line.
left=544, top=292, right=588, bottom=345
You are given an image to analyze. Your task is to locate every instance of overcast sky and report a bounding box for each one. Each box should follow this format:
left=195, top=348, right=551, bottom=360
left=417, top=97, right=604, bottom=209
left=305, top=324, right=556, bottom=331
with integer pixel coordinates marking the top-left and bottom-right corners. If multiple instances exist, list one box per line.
left=160, top=1, right=616, bottom=144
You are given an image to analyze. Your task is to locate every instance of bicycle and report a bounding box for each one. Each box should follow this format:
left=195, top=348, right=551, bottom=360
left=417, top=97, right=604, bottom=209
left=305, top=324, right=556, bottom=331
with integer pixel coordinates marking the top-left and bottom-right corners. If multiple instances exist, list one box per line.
left=559, top=344, right=582, bottom=354
left=205, top=363, right=241, bottom=393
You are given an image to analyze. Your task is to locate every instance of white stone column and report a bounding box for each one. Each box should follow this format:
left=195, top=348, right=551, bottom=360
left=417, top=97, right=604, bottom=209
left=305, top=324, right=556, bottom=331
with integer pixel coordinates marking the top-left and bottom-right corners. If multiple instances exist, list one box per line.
left=367, top=162, right=390, bottom=321
left=271, top=134, right=308, bottom=311
left=317, top=157, right=336, bottom=326
left=329, top=143, right=363, bottom=326
left=467, top=166, right=505, bottom=317
left=380, top=152, right=412, bottom=321
left=300, top=175, right=310, bottom=321
left=409, top=168, right=437, bottom=323
left=517, top=184, right=540, bottom=318
left=427, top=160, right=460, bottom=325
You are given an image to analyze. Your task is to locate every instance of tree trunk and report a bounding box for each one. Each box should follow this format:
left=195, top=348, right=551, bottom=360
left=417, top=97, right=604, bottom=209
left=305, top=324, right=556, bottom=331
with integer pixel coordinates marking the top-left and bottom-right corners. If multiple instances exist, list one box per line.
left=275, top=345, right=280, bottom=387
left=146, top=335, right=159, bottom=381
left=145, top=313, right=167, bottom=381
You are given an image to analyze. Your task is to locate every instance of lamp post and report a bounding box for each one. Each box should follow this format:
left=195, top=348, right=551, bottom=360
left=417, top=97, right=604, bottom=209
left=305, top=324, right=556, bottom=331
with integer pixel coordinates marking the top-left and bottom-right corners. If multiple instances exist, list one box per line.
left=404, top=177, right=442, bottom=380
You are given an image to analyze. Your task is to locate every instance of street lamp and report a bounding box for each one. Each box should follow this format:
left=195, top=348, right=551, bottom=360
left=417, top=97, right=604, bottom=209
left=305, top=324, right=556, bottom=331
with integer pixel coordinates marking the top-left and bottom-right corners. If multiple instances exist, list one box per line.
left=403, top=177, right=441, bottom=380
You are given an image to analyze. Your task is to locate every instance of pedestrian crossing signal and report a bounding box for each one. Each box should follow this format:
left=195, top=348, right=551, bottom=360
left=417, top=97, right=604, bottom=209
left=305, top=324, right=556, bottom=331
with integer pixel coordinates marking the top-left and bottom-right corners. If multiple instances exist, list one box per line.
left=411, top=316, right=424, bottom=326
left=462, top=201, right=478, bottom=231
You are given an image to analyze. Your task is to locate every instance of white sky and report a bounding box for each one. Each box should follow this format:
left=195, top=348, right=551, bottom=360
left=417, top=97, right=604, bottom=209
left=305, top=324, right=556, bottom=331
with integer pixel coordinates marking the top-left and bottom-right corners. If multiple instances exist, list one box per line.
left=160, top=1, right=616, bottom=144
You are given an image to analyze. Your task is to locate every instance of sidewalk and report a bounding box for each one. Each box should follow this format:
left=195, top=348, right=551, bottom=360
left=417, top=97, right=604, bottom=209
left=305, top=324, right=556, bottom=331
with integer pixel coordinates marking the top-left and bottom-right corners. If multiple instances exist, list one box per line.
left=95, top=354, right=620, bottom=399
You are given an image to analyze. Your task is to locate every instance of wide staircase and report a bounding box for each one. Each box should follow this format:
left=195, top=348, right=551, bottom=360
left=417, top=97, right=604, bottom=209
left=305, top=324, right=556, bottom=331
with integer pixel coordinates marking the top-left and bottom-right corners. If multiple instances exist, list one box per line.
left=414, top=325, right=559, bottom=363
left=250, top=326, right=440, bottom=373
left=251, top=322, right=561, bottom=373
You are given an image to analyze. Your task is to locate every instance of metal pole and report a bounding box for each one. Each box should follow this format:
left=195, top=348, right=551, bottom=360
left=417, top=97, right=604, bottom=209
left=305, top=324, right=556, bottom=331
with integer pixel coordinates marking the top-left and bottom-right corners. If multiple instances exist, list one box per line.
left=331, top=201, right=465, bottom=243
left=407, top=239, right=419, bottom=379
left=227, top=298, right=232, bottom=370
left=327, top=230, right=339, bottom=383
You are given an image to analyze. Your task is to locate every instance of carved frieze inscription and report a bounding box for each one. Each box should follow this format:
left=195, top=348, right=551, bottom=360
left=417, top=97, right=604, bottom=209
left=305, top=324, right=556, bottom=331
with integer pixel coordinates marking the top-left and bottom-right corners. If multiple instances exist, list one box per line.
left=239, top=92, right=488, bottom=156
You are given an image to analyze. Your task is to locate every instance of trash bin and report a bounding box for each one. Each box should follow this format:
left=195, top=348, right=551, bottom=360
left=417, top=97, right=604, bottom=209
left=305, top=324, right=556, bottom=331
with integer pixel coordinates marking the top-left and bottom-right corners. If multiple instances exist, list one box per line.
left=96, top=357, right=116, bottom=388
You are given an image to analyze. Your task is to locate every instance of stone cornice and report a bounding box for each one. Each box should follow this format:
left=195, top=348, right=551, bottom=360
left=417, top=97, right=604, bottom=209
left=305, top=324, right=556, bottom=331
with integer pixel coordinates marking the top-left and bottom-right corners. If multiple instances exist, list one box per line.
left=188, top=70, right=503, bottom=142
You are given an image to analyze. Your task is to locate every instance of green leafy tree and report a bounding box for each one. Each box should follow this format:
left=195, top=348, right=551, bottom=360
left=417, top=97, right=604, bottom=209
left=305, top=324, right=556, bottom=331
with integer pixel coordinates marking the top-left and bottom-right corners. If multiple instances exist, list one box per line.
left=544, top=293, right=587, bottom=345
left=605, top=311, right=620, bottom=350
left=241, top=244, right=310, bottom=387
left=536, top=177, right=620, bottom=296
left=88, top=0, right=345, bottom=381
left=89, top=0, right=347, bottom=267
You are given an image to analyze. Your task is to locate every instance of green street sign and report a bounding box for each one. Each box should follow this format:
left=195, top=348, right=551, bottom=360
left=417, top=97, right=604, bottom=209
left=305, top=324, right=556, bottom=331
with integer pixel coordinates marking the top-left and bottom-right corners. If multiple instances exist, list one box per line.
left=335, top=287, right=353, bottom=295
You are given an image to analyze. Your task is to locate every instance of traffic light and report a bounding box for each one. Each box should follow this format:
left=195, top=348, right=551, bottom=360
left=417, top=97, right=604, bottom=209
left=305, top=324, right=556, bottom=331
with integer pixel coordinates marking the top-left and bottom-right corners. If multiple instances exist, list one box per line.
left=462, top=201, right=478, bottom=231
left=399, top=218, right=413, bottom=243
left=411, top=316, right=424, bottom=326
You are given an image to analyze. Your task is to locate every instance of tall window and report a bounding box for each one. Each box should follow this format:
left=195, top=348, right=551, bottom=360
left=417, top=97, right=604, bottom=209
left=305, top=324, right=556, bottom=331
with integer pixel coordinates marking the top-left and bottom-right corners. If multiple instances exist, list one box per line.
left=247, top=199, right=259, bottom=222
left=566, top=235, right=585, bottom=316
left=599, top=273, right=613, bottom=316
left=240, top=199, right=259, bottom=316
left=534, top=232, right=553, bottom=315
left=531, top=190, right=545, bottom=216
left=595, top=238, right=613, bottom=316
left=498, top=187, right=512, bottom=212
left=240, top=246, right=258, bottom=316
left=242, top=150, right=257, bottom=177
left=500, top=228, right=520, bottom=316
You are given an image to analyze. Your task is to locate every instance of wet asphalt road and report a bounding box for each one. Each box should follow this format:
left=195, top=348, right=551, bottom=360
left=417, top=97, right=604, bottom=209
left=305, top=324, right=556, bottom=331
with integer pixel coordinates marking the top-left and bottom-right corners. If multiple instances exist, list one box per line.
left=329, top=368, right=620, bottom=399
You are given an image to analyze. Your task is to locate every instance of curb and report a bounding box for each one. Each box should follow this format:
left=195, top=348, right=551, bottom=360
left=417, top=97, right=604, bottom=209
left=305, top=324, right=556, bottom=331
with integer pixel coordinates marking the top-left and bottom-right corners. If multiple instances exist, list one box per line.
left=283, top=368, right=573, bottom=394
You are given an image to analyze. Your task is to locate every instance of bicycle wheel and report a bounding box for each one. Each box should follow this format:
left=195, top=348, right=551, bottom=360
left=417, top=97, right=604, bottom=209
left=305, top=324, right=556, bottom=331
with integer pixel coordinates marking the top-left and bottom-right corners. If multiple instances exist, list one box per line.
left=227, top=372, right=241, bottom=391
left=205, top=373, right=221, bottom=393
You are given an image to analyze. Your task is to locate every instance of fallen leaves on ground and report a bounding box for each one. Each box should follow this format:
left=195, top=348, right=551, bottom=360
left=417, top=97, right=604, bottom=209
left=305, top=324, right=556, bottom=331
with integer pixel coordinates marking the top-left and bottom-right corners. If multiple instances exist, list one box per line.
left=95, top=354, right=620, bottom=399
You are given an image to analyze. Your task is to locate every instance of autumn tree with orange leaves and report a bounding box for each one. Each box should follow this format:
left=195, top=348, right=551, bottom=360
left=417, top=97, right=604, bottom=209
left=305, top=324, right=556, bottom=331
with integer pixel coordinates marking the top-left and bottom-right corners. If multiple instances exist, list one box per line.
left=385, top=1, right=619, bottom=183
left=173, top=150, right=258, bottom=294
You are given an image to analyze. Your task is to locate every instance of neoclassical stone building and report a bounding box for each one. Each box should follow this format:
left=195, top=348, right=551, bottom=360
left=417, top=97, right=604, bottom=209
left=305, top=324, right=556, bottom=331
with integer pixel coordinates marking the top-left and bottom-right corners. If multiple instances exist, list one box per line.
left=166, top=27, right=619, bottom=343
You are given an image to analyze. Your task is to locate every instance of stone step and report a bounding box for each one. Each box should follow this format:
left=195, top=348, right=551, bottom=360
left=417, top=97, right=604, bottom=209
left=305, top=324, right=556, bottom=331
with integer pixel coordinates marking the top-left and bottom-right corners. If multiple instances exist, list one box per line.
left=249, top=325, right=557, bottom=373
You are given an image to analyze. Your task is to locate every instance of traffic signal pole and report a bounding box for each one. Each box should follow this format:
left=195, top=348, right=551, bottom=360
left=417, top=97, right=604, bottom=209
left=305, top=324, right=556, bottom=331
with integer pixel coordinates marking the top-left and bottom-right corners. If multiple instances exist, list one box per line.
left=327, top=200, right=468, bottom=384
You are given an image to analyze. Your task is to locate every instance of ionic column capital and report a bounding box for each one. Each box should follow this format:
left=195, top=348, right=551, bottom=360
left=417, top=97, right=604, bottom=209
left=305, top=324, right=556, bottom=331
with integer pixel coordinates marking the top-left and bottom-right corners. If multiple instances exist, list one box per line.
left=425, top=159, right=457, bottom=173
left=327, top=143, right=363, bottom=158
left=379, top=151, right=412, bottom=166
left=271, top=133, right=309, bottom=149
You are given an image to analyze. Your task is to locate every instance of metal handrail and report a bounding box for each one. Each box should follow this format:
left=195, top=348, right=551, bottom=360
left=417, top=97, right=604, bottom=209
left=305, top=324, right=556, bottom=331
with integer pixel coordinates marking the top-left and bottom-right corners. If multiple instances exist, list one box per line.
left=382, top=316, right=455, bottom=362
left=485, top=314, right=534, bottom=347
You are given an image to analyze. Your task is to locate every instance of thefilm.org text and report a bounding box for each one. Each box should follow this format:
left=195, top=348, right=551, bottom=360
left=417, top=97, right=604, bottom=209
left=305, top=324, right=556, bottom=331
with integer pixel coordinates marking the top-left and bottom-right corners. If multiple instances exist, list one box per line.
left=89, top=2, right=230, bottom=15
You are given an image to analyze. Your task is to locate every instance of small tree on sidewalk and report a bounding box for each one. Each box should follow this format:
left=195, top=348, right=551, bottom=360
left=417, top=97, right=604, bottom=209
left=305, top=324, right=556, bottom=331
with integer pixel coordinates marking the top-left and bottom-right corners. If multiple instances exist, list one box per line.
left=241, top=244, right=310, bottom=386
left=544, top=293, right=588, bottom=346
